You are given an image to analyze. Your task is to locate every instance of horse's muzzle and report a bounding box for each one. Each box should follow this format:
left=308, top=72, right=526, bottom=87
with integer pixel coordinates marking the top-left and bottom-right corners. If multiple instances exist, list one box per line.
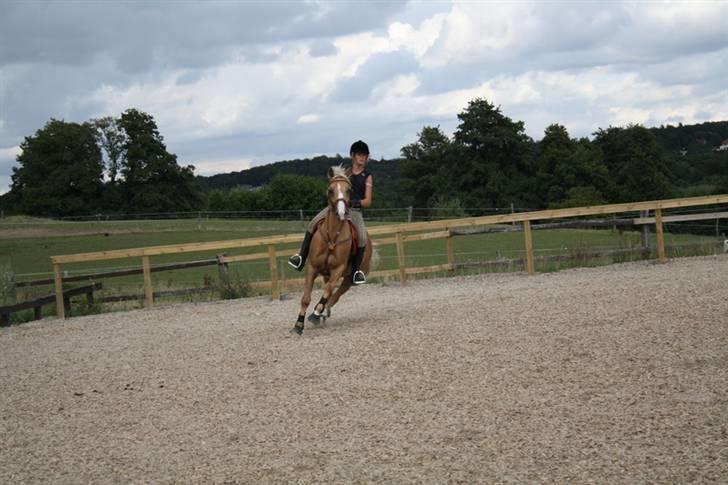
left=335, top=199, right=347, bottom=220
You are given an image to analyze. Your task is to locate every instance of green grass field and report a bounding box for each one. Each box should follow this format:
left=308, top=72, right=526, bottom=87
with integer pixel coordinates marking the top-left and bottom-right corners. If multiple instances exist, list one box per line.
left=0, top=216, right=722, bottom=323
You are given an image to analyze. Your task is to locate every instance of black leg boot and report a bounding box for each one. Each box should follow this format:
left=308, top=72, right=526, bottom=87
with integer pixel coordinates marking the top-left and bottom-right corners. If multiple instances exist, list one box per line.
left=288, top=231, right=312, bottom=271
left=352, top=246, right=366, bottom=285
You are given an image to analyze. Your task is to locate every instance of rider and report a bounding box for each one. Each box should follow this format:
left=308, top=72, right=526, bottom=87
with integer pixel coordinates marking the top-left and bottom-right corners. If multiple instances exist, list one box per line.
left=288, top=140, right=373, bottom=285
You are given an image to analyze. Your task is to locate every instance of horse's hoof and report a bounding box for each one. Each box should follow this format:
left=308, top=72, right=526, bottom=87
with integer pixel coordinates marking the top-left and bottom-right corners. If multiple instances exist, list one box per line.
left=326, top=308, right=331, bottom=318
left=289, top=326, right=303, bottom=335
left=307, top=313, right=321, bottom=324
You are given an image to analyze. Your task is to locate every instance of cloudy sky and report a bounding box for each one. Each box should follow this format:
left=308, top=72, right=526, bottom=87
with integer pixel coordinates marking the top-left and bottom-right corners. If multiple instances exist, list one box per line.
left=1, top=0, right=727, bottom=194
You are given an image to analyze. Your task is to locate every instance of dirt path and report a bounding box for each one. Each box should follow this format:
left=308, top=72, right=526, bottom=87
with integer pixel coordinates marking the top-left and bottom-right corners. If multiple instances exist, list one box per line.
left=2, top=256, right=727, bottom=483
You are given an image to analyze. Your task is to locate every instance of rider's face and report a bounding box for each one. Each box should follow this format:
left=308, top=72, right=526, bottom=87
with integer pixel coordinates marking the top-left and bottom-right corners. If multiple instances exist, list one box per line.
left=352, top=152, right=369, bottom=167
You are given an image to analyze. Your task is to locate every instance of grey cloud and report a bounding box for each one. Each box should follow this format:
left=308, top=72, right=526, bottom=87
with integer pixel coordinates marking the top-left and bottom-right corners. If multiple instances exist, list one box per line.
left=416, top=63, right=493, bottom=96
left=635, top=47, right=728, bottom=93
left=0, top=1, right=408, bottom=72
left=0, top=62, right=111, bottom=147
left=330, top=50, right=420, bottom=102
left=308, top=40, right=338, bottom=58
left=424, top=2, right=728, bottom=80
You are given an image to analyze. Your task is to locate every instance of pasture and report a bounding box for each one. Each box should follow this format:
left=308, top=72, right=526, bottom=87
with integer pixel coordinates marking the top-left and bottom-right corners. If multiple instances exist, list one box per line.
left=1, top=215, right=718, bottom=283
left=0, top=213, right=723, bottom=323
left=1, top=256, right=726, bottom=482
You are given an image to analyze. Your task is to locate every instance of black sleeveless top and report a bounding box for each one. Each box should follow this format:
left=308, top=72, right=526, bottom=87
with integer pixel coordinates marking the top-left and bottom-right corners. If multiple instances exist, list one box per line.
left=350, top=169, right=370, bottom=206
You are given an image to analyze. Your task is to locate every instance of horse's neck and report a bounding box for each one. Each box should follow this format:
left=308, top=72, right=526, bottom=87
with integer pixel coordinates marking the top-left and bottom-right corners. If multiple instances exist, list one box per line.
left=325, top=205, right=345, bottom=237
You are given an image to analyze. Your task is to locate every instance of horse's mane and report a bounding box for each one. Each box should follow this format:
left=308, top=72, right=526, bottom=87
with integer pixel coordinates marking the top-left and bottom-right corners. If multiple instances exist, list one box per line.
left=330, top=165, right=349, bottom=180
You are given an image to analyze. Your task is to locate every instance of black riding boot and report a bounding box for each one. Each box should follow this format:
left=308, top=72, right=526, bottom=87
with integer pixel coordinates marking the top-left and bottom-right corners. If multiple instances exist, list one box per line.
left=288, top=231, right=312, bottom=271
left=352, top=246, right=366, bottom=285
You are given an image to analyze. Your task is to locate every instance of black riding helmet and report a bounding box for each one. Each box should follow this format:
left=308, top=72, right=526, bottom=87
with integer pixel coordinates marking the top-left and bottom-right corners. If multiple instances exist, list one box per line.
left=350, top=140, right=369, bottom=156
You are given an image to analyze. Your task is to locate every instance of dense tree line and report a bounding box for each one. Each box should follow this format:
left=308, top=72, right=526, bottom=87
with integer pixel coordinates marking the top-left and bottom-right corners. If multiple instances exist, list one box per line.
left=2, top=100, right=727, bottom=218
left=199, top=100, right=727, bottom=215
left=4, top=109, right=202, bottom=217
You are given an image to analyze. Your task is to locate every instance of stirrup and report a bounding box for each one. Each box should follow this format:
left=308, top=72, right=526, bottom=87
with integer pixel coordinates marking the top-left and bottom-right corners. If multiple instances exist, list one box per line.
left=353, top=270, right=366, bottom=285
left=288, top=254, right=303, bottom=270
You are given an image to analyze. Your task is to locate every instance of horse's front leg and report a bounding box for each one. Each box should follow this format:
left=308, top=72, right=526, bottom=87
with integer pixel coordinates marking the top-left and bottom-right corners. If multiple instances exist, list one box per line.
left=292, top=268, right=317, bottom=335
left=314, top=265, right=347, bottom=317
left=311, top=275, right=331, bottom=319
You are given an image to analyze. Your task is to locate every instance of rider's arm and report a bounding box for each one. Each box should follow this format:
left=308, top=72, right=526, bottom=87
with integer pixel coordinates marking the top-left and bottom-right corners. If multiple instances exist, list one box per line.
left=360, top=175, right=373, bottom=208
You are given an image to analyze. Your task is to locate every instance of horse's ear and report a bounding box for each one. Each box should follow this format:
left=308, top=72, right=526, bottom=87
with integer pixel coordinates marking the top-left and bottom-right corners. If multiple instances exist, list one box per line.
left=344, top=167, right=351, bottom=177
left=327, top=167, right=334, bottom=179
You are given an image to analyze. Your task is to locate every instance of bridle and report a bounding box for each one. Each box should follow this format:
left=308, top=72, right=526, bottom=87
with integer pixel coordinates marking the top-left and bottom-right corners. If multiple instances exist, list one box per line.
left=328, top=175, right=351, bottom=207
left=323, top=175, right=352, bottom=252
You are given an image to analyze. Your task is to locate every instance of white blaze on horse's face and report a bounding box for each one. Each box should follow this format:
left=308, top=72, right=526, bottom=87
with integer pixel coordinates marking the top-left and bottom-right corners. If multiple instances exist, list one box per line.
left=336, top=200, right=346, bottom=220
left=335, top=182, right=346, bottom=220
left=328, top=167, right=350, bottom=221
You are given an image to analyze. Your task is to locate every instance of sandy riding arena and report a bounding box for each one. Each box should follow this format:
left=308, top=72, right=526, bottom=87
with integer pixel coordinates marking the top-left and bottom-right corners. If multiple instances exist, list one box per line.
left=1, top=256, right=727, bottom=483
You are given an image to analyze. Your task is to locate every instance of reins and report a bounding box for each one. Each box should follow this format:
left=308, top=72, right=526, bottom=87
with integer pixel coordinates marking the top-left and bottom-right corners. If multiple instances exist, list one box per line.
left=322, top=176, right=352, bottom=252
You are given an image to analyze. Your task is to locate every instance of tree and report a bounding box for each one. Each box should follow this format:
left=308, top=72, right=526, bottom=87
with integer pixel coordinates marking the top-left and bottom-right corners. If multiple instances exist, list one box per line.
left=206, top=189, right=229, bottom=212
left=400, top=126, right=453, bottom=208
left=452, top=98, right=536, bottom=208
left=536, top=125, right=610, bottom=207
left=593, top=125, right=672, bottom=202
left=260, top=174, right=327, bottom=212
left=10, top=119, right=103, bottom=216
left=117, top=108, right=203, bottom=212
left=91, top=116, right=126, bottom=184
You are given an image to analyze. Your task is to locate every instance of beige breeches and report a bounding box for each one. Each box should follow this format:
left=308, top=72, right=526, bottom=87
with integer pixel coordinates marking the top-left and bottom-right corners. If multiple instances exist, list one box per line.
left=307, top=208, right=367, bottom=247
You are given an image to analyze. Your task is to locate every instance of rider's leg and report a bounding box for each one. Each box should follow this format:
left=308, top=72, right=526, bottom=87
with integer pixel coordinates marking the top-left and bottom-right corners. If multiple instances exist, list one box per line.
left=288, top=208, right=327, bottom=271
left=288, top=231, right=312, bottom=270
left=349, top=209, right=368, bottom=284
left=352, top=245, right=366, bottom=284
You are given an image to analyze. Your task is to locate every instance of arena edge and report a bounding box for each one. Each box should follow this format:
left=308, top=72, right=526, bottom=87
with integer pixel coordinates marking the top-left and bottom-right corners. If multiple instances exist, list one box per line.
left=51, top=194, right=728, bottom=319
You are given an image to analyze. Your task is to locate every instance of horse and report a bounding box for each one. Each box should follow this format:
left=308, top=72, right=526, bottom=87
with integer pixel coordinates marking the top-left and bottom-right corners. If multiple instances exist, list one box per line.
left=290, top=166, right=373, bottom=335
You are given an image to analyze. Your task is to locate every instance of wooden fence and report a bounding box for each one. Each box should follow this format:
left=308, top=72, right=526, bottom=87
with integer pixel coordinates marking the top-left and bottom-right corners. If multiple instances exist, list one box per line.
left=1, top=282, right=102, bottom=325
left=50, top=194, right=728, bottom=319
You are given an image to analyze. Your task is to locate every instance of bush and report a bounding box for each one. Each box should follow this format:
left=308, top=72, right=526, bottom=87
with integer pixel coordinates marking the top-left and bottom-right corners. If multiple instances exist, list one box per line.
left=0, top=261, right=16, bottom=305
left=215, top=270, right=252, bottom=300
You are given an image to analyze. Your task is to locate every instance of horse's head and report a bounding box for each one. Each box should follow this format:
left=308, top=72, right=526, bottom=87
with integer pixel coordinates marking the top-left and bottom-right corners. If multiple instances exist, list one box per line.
left=327, top=165, right=351, bottom=221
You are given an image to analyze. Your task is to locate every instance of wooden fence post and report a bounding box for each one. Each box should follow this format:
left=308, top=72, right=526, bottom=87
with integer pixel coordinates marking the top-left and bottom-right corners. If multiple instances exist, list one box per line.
left=53, top=263, right=65, bottom=319
left=268, top=245, right=280, bottom=299
left=523, top=220, right=535, bottom=275
left=142, top=256, right=154, bottom=308
left=279, top=259, right=286, bottom=294
left=446, top=231, right=455, bottom=272
left=655, top=208, right=667, bottom=263
left=396, top=232, right=407, bottom=286
left=217, top=254, right=229, bottom=282
left=640, top=210, right=650, bottom=250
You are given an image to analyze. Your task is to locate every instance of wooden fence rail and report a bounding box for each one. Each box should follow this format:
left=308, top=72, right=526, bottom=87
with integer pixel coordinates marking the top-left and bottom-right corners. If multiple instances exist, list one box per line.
left=1, top=282, right=102, bottom=325
left=50, top=194, right=728, bottom=319
left=16, top=259, right=219, bottom=287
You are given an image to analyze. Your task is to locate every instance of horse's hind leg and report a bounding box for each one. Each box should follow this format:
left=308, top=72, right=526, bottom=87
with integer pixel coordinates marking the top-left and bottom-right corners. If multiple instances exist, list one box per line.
left=327, top=278, right=352, bottom=315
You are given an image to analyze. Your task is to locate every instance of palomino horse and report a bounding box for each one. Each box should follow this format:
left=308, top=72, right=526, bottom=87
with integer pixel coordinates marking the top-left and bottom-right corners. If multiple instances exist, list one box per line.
left=290, top=166, right=373, bottom=335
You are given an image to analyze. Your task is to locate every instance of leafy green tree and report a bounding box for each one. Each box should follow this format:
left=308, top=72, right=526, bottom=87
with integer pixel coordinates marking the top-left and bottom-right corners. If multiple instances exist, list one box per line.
left=91, top=116, right=126, bottom=184
left=536, top=124, right=573, bottom=204
left=452, top=98, right=537, bottom=208
left=117, top=109, right=203, bottom=212
left=400, top=126, right=453, bottom=208
left=536, top=125, right=610, bottom=207
left=206, top=189, right=229, bottom=211
left=228, top=186, right=267, bottom=212
left=10, top=119, right=103, bottom=216
left=90, top=116, right=127, bottom=212
left=593, top=125, right=672, bottom=202
left=260, top=174, right=327, bottom=212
